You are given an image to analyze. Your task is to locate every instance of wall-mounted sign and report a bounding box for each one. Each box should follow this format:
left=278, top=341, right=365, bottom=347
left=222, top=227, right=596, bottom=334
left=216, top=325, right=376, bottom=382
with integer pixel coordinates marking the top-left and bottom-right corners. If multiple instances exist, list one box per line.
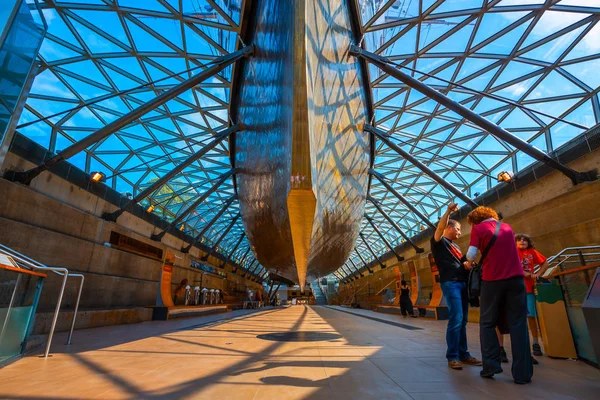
left=191, top=260, right=227, bottom=278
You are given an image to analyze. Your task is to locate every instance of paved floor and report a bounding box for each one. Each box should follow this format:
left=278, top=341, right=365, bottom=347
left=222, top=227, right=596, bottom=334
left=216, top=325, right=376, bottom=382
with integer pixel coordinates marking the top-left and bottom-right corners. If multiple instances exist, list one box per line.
left=1, top=305, right=599, bottom=399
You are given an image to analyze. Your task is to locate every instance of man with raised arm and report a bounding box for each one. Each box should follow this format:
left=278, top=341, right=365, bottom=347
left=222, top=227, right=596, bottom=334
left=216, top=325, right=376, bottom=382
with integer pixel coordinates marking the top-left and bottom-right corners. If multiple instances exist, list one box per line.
left=430, top=203, right=482, bottom=370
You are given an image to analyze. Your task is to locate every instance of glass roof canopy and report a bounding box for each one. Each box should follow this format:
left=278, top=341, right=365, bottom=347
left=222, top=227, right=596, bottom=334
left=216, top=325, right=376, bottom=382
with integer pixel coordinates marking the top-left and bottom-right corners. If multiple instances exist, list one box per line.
left=350, top=0, right=600, bottom=278
left=16, top=0, right=600, bottom=281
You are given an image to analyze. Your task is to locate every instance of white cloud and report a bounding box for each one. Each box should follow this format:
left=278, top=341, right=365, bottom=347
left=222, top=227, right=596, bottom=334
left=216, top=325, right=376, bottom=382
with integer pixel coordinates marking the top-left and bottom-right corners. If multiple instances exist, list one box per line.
left=31, top=71, right=75, bottom=99
left=502, top=1, right=600, bottom=53
left=41, top=9, right=55, bottom=25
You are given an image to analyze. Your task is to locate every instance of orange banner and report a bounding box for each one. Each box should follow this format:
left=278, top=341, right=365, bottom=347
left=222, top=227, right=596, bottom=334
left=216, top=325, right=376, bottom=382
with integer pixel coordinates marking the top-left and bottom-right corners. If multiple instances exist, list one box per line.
left=157, top=252, right=175, bottom=307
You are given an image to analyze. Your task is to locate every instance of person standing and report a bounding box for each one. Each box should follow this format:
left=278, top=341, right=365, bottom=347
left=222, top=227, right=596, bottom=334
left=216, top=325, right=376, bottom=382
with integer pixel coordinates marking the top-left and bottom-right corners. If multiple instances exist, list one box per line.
left=464, top=207, right=533, bottom=384
left=430, top=203, right=482, bottom=370
left=399, top=280, right=416, bottom=317
left=516, top=233, right=549, bottom=358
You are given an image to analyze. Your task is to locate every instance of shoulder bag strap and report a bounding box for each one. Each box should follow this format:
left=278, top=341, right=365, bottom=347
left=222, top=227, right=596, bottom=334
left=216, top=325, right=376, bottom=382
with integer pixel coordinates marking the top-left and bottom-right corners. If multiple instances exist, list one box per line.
left=479, top=222, right=501, bottom=265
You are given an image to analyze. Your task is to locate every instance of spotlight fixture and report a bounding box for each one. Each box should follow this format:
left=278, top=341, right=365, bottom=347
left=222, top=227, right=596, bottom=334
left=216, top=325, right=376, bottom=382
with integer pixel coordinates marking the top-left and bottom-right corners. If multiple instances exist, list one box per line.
left=147, top=205, right=155, bottom=213
left=420, top=225, right=425, bottom=231
left=179, top=224, right=185, bottom=231
left=90, top=171, right=106, bottom=183
left=497, top=171, right=514, bottom=183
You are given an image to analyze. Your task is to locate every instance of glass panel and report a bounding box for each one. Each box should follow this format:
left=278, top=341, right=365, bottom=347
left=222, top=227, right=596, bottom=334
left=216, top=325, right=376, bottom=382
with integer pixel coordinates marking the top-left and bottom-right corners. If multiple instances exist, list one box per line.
left=0, top=0, right=45, bottom=150
left=0, top=268, right=42, bottom=365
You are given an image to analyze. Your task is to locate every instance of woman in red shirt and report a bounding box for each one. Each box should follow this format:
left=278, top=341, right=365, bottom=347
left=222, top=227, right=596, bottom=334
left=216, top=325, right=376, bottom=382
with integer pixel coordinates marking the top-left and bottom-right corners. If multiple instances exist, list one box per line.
left=464, top=206, right=533, bottom=384
left=516, top=234, right=549, bottom=358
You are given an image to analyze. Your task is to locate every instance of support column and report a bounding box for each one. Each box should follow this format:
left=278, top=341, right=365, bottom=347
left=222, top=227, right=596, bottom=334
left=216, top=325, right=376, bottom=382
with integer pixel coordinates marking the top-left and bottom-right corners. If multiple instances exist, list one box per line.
left=270, top=284, right=281, bottom=303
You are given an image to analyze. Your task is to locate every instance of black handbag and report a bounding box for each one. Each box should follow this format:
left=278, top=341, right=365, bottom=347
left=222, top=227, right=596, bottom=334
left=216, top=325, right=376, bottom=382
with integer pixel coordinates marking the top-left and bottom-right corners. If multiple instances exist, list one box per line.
left=468, top=222, right=501, bottom=302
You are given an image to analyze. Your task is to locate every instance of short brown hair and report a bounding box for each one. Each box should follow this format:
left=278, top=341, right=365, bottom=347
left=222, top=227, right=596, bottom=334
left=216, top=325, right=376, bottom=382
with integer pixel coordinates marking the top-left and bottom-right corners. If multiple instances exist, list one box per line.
left=447, top=219, right=460, bottom=228
left=515, top=233, right=534, bottom=249
left=467, top=206, right=499, bottom=225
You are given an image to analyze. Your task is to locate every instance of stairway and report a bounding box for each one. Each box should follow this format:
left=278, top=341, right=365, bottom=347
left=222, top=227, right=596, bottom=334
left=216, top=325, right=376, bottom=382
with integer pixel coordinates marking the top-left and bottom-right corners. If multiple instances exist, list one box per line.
left=310, top=281, right=328, bottom=305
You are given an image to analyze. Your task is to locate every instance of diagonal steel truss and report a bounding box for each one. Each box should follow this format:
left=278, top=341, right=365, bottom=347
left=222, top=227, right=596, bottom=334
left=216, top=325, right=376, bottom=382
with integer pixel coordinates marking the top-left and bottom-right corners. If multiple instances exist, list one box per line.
left=340, top=0, right=600, bottom=278
left=14, top=0, right=600, bottom=282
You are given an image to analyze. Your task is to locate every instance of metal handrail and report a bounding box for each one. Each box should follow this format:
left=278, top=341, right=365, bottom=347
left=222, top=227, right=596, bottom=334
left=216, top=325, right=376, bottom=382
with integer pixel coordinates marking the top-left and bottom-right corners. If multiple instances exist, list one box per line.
left=546, top=245, right=600, bottom=264
left=375, top=277, right=397, bottom=296
left=540, top=245, right=600, bottom=277
left=66, top=273, right=84, bottom=345
left=0, top=243, right=83, bottom=357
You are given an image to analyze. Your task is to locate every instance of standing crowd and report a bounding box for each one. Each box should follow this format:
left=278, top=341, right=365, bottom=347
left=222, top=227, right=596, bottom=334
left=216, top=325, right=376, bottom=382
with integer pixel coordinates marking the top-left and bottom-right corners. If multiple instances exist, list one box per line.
left=430, top=204, right=549, bottom=385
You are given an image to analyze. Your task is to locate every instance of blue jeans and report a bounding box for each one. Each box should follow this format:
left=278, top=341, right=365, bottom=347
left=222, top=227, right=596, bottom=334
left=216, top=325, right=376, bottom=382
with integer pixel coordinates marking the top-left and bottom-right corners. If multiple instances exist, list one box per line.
left=441, top=281, right=471, bottom=361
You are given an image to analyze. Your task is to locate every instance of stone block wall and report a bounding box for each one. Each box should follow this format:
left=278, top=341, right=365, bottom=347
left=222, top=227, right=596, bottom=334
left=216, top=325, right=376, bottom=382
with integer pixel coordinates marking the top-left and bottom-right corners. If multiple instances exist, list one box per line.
left=341, top=147, right=600, bottom=307
left=0, top=152, right=263, bottom=313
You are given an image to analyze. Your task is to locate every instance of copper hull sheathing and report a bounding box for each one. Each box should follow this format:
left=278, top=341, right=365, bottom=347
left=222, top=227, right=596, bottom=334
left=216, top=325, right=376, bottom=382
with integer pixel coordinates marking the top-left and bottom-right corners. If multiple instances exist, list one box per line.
left=235, top=0, right=369, bottom=287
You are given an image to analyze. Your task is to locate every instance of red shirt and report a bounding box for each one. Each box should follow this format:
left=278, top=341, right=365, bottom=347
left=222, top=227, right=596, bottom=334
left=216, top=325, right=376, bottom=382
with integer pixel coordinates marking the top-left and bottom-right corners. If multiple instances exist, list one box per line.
left=518, top=248, right=547, bottom=293
left=469, top=220, right=523, bottom=282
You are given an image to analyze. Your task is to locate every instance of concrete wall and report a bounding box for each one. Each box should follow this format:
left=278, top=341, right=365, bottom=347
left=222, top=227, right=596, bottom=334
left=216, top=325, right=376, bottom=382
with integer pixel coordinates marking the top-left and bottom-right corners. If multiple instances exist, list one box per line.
left=0, top=153, right=263, bottom=313
left=337, top=147, right=600, bottom=307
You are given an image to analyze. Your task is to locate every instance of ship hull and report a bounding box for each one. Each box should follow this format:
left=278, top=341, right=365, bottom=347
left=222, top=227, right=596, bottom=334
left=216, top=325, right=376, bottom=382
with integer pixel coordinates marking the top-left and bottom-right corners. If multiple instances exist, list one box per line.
left=234, top=0, right=369, bottom=286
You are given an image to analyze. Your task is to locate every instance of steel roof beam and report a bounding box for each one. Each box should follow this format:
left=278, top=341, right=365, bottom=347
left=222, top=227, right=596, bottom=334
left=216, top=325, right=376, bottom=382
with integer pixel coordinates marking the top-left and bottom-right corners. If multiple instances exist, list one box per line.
left=367, top=195, right=425, bottom=254
left=102, top=124, right=240, bottom=222
left=219, top=233, right=246, bottom=268
left=369, top=170, right=436, bottom=229
left=151, top=170, right=234, bottom=241
left=352, top=45, right=597, bottom=185
left=366, top=125, right=478, bottom=208
left=346, top=260, right=361, bottom=280
left=238, top=246, right=252, bottom=267
left=201, top=213, right=240, bottom=261
left=6, top=46, right=254, bottom=185
left=181, top=194, right=237, bottom=253
left=341, top=265, right=354, bottom=281
left=364, top=213, right=404, bottom=261
left=354, top=248, right=373, bottom=274
left=359, top=232, right=386, bottom=270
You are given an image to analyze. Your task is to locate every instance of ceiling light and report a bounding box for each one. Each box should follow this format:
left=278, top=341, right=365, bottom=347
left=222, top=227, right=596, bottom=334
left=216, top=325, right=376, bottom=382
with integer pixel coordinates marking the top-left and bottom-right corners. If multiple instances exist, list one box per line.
left=497, top=171, right=514, bottom=183
left=90, top=171, right=106, bottom=183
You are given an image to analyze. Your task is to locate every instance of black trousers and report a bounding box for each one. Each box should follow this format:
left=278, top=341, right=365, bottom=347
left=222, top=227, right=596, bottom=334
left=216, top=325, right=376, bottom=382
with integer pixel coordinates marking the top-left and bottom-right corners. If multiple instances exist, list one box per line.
left=480, top=276, right=533, bottom=383
left=400, top=295, right=414, bottom=316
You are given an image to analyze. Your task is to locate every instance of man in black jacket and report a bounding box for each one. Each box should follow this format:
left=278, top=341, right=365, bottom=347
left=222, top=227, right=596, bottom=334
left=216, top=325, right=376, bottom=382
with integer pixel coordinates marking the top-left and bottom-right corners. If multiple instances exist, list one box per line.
left=431, top=203, right=482, bottom=370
